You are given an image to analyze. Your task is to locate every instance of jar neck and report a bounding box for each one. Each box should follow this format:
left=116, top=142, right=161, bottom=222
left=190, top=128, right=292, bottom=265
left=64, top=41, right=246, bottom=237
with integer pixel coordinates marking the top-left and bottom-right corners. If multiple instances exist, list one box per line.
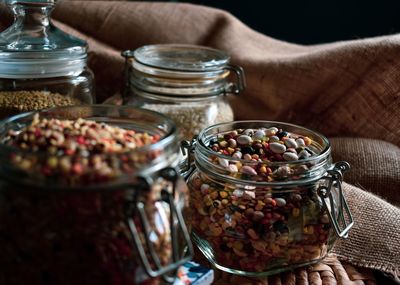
left=129, top=85, right=225, bottom=104
left=129, top=70, right=230, bottom=98
left=123, top=57, right=245, bottom=100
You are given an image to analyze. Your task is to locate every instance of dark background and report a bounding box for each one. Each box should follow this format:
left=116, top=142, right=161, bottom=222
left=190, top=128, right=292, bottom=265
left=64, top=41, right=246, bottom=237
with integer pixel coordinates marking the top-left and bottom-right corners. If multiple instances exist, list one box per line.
left=181, top=0, right=400, bottom=45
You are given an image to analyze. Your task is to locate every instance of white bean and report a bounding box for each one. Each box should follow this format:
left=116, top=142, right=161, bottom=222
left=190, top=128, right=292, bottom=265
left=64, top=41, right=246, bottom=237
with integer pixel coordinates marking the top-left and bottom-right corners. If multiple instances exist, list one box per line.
left=270, top=142, right=286, bottom=154
left=283, top=152, right=299, bottom=161
left=296, top=138, right=306, bottom=147
left=218, top=158, right=229, bottom=168
left=254, top=130, right=265, bottom=139
left=237, top=135, right=253, bottom=145
left=284, top=138, right=298, bottom=149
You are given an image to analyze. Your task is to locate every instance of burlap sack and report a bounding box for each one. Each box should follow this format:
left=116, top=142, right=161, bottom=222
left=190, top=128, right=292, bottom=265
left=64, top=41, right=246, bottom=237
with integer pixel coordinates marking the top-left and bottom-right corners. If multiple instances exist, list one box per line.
left=0, top=1, right=399, bottom=282
left=334, top=183, right=400, bottom=282
left=330, top=138, right=400, bottom=280
left=330, top=138, right=400, bottom=206
left=47, top=1, right=400, bottom=147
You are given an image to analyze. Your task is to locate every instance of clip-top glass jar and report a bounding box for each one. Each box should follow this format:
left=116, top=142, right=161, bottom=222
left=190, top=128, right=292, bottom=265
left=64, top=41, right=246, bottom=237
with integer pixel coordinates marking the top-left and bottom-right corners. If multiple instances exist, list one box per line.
left=186, top=121, right=353, bottom=276
left=0, top=105, right=192, bottom=285
left=122, top=44, right=245, bottom=141
left=0, top=0, right=94, bottom=119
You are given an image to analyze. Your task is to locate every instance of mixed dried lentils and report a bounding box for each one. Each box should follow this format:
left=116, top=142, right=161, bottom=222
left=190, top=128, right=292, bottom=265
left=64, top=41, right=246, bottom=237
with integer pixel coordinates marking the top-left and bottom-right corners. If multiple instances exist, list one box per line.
left=189, top=126, right=332, bottom=272
left=5, top=114, right=160, bottom=185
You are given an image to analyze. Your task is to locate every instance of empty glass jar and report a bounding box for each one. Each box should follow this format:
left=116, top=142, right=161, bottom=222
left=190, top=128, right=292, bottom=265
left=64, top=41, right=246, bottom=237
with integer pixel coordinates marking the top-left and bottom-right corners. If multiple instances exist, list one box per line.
left=0, top=105, right=192, bottom=285
left=186, top=121, right=353, bottom=276
left=0, top=0, right=94, bottom=119
left=122, top=44, right=245, bottom=141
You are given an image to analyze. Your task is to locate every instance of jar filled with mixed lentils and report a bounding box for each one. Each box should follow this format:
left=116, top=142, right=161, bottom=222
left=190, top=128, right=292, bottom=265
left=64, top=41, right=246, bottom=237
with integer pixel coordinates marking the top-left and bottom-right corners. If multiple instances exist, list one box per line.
left=0, top=0, right=94, bottom=119
left=122, top=44, right=245, bottom=141
left=187, top=121, right=353, bottom=276
left=0, top=105, right=193, bottom=285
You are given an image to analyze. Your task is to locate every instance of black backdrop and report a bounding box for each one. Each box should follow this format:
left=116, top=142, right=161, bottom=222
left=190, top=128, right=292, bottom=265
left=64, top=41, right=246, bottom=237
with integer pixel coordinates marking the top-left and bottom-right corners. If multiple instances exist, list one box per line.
left=180, top=0, right=400, bottom=45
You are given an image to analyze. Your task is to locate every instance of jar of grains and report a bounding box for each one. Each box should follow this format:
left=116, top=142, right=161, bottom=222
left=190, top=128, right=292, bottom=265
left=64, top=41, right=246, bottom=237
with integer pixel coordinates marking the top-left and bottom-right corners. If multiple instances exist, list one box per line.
left=0, top=105, right=193, bottom=285
left=0, top=0, right=94, bottom=119
left=121, top=44, right=245, bottom=141
left=186, top=121, right=354, bottom=277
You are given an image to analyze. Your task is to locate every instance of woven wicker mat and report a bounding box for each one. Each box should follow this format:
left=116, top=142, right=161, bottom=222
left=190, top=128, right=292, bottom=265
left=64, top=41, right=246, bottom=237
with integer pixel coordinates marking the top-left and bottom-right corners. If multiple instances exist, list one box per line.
left=195, top=254, right=378, bottom=285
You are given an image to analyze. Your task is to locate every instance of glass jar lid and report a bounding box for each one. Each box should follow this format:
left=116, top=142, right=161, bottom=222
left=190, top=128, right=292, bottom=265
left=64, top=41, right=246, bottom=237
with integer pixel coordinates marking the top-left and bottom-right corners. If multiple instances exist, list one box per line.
left=122, top=44, right=246, bottom=97
left=132, top=44, right=230, bottom=72
left=0, top=0, right=87, bottom=78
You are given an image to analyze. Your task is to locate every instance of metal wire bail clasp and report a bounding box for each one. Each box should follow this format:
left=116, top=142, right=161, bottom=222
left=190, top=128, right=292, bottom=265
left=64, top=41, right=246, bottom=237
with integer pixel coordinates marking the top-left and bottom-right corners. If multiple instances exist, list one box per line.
left=180, top=136, right=197, bottom=179
left=125, top=168, right=193, bottom=283
left=317, top=161, right=354, bottom=238
left=225, top=64, right=246, bottom=95
left=121, top=50, right=135, bottom=100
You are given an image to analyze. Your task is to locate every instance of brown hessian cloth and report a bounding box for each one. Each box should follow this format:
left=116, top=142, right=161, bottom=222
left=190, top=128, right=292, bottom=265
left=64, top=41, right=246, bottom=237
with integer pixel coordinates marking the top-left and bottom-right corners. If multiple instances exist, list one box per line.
left=0, top=0, right=399, bottom=283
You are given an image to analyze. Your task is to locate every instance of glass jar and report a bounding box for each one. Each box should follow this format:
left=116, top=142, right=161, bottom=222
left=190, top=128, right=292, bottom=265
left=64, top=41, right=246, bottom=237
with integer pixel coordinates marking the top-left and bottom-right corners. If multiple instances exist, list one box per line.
left=122, top=44, right=245, bottom=141
left=0, top=105, right=193, bottom=285
left=186, top=121, right=353, bottom=277
left=0, top=0, right=94, bottom=119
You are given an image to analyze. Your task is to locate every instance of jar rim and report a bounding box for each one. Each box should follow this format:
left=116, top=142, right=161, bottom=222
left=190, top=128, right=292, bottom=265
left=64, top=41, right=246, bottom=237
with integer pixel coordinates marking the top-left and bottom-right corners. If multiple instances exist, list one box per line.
left=195, top=120, right=332, bottom=186
left=0, top=104, right=178, bottom=156
left=0, top=56, right=87, bottom=78
left=0, top=105, right=180, bottom=189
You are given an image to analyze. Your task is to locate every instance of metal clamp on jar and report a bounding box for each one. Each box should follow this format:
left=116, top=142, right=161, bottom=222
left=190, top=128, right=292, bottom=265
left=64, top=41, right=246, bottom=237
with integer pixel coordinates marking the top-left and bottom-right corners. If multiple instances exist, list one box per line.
left=0, top=105, right=193, bottom=284
left=0, top=0, right=94, bottom=119
left=121, top=44, right=246, bottom=141
left=185, top=121, right=354, bottom=277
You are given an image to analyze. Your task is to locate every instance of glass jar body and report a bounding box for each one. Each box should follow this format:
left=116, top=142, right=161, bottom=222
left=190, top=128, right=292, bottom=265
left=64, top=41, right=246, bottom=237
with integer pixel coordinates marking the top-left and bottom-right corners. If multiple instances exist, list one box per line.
left=0, top=179, right=188, bottom=285
left=125, top=88, right=234, bottom=141
left=186, top=120, right=352, bottom=276
left=187, top=170, right=336, bottom=276
left=0, top=105, right=192, bottom=285
left=0, top=68, right=94, bottom=119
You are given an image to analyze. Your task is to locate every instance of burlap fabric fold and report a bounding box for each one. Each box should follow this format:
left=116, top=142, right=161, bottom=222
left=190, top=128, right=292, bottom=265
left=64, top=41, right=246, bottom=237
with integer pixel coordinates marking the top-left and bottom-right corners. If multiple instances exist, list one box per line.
left=331, top=138, right=400, bottom=206
left=0, top=0, right=399, bottom=282
left=334, top=182, right=400, bottom=282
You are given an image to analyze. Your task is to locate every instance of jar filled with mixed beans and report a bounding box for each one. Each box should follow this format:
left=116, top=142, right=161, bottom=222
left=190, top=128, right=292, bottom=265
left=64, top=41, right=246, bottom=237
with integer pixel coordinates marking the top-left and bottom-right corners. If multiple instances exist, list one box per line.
left=0, top=105, right=192, bottom=285
left=186, top=121, right=353, bottom=276
left=0, top=0, right=94, bottom=119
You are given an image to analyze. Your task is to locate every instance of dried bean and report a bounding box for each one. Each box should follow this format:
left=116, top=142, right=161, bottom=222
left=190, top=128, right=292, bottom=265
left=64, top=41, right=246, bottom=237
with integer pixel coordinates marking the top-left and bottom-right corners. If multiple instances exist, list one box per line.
left=270, top=142, right=286, bottom=154
left=237, top=135, right=252, bottom=145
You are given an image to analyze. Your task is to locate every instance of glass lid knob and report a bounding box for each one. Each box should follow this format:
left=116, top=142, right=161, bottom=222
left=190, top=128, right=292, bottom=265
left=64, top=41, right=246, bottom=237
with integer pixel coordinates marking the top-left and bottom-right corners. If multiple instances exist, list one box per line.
left=0, top=0, right=86, bottom=52
left=0, top=0, right=88, bottom=78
